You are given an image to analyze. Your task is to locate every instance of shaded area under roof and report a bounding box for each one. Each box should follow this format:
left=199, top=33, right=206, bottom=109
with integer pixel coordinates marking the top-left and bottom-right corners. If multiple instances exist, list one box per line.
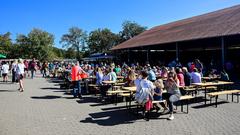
left=112, top=4, right=240, bottom=50
left=82, top=53, right=114, bottom=61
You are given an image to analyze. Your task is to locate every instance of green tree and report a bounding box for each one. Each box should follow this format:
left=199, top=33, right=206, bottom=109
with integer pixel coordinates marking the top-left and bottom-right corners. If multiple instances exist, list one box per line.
left=60, top=27, right=87, bottom=60
left=16, top=28, right=54, bottom=61
left=0, top=32, right=12, bottom=56
left=8, top=44, right=22, bottom=58
left=88, top=28, right=119, bottom=53
left=119, top=20, right=147, bottom=42
left=65, top=47, right=77, bottom=59
left=52, top=47, right=64, bottom=58
left=16, top=34, right=32, bottom=58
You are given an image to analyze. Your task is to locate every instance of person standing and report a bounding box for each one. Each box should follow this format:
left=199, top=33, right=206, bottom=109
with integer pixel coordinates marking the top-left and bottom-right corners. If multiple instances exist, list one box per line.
left=41, top=61, right=48, bottom=78
left=11, top=60, right=18, bottom=83
left=2, top=61, right=9, bottom=82
left=29, top=58, right=36, bottom=79
left=16, top=59, right=25, bottom=92
left=24, top=60, right=29, bottom=78
left=0, top=61, right=2, bottom=77
left=71, top=61, right=84, bottom=98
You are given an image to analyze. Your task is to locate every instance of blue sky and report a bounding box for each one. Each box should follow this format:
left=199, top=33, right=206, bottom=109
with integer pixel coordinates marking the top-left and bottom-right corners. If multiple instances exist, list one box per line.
left=1, top=0, right=240, bottom=48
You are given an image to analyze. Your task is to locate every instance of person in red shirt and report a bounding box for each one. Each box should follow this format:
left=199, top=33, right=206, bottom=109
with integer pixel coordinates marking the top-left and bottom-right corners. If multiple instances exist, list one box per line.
left=189, top=62, right=196, bottom=73
left=176, top=68, right=185, bottom=87
left=71, top=61, right=84, bottom=98
left=24, top=60, right=29, bottom=78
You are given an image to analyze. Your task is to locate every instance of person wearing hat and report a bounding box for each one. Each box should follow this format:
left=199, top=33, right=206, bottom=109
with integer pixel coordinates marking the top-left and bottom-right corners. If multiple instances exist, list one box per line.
left=16, top=58, right=25, bottom=92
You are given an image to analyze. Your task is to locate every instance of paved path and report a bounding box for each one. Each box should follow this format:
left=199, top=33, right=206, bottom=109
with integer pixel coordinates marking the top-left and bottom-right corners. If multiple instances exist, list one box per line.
left=1, top=77, right=240, bottom=135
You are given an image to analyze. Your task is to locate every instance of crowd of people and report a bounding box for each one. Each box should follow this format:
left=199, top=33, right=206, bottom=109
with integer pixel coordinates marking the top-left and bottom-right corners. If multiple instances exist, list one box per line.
left=0, top=58, right=230, bottom=121
left=56, top=59, right=229, bottom=121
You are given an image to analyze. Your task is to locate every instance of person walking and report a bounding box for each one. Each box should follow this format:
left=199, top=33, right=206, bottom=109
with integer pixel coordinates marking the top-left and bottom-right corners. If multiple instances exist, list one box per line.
left=11, top=60, right=18, bottom=83
left=1, top=61, right=9, bottom=82
left=16, top=59, right=25, bottom=92
left=29, top=58, right=36, bottom=79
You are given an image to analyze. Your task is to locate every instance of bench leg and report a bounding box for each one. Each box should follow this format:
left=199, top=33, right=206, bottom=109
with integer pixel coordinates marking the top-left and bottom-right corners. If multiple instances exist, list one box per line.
left=237, top=92, right=239, bottom=103
left=210, top=97, right=212, bottom=105
left=205, top=88, right=207, bottom=105
left=181, top=101, right=183, bottom=112
left=136, top=104, right=139, bottom=115
left=226, top=94, right=228, bottom=101
left=126, top=98, right=128, bottom=109
left=232, top=93, right=234, bottom=102
left=215, top=96, right=218, bottom=108
left=187, top=99, right=189, bottom=114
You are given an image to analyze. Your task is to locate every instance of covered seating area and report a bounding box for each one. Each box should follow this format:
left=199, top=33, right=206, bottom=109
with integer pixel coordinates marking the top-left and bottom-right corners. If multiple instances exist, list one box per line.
left=112, top=5, right=240, bottom=73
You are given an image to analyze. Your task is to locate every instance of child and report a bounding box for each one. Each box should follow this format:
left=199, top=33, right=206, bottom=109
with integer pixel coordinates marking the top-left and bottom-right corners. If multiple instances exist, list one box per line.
left=154, top=79, right=164, bottom=101
left=154, top=79, right=168, bottom=112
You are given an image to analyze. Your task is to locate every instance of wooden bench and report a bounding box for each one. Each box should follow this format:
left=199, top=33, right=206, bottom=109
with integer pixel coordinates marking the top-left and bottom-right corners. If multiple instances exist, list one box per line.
left=135, top=100, right=167, bottom=119
left=206, top=86, right=218, bottom=90
left=176, top=95, right=194, bottom=113
left=107, top=90, right=128, bottom=95
left=115, top=82, right=125, bottom=86
left=207, top=90, right=240, bottom=107
left=107, top=90, right=130, bottom=105
left=152, top=100, right=166, bottom=104
left=119, top=93, right=132, bottom=107
left=88, top=84, right=100, bottom=95
left=183, top=87, right=197, bottom=96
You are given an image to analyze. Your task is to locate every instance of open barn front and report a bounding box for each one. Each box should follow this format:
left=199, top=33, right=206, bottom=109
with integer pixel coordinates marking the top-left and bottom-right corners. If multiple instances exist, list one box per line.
left=114, top=34, right=240, bottom=79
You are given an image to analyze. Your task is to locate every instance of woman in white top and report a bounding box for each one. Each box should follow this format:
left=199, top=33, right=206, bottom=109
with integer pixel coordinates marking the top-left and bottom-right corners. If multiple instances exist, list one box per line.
left=16, top=59, right=25, bottom=92
left=1, top=61, right=9, bottom=82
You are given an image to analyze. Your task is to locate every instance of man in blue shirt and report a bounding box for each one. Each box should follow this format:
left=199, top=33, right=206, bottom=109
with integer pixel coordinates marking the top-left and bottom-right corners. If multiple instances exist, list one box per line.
left=147, top=66, right=156, bottom=82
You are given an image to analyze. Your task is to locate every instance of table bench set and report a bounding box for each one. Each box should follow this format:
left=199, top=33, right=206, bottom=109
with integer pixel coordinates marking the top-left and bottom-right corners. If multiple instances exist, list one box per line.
left=59, top=75, right=239, bottom=120
left=85, top=77, right=239, bottom=108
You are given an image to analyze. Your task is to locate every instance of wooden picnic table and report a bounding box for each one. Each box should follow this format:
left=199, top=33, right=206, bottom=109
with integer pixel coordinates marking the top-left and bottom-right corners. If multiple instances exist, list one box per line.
left=122, top=86, right=136, bottom=92
left=192, top=81, right=234, bottom=87
left=202, top=76, right=220, bottom=81
left=117, top=76, right=124, bottom=79
left=102, top=81, right=117, bottom=91
left=192, top=81, right=234, bottom=104
left=102, top=81, right=116, bottom=84
left=121, top=86, right=137, bottom=109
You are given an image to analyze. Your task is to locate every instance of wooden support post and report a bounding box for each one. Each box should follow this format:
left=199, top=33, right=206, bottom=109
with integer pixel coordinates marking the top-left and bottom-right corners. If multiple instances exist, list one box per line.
left=221, top=37, right=225, bottom=69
